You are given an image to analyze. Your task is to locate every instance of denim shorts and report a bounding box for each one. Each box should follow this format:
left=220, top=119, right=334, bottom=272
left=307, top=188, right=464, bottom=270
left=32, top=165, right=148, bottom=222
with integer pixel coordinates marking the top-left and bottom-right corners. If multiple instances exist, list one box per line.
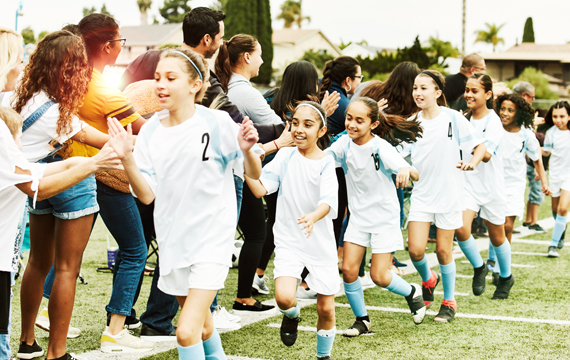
left=27, top=155, right=99, bottom=220
left=526, top=163, right=544, bottom=205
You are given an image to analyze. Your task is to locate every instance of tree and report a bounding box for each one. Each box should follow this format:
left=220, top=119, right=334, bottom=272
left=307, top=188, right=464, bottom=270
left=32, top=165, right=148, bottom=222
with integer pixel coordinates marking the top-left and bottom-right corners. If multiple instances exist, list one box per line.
left=82, top=6, right=96, bottom=17
left=100, top=3, right=112, bottom=16
left=276, top=0, right=310, bottom=29
left=137, top=0, right=152, bottom=25
left=37, top=31, right=49, bottom=42
left=338, top=40, right=352, bottom=50
left=159, top=0, right=191, bottom=23
left=225, top=0, right=274, bottom=84
left=522, top=17, right=535, bottom=43
left=508, top=67, right=558, bottom=100
left=21, top=27, right=35, bottom=45
left=474, top=22, right=505, bottom=52
left=301, top=49, right=334, bottom=73
left=427, top=35, right=460, bottom=67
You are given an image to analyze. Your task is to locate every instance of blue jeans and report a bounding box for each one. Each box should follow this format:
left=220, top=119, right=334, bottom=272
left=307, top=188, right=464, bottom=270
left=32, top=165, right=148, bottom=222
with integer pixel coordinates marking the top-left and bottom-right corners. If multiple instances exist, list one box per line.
left=527, top=163, right=544, bottom=205
left=0, top=272, right=14, bottom=360
left=97, top=181, right=147, bottom=316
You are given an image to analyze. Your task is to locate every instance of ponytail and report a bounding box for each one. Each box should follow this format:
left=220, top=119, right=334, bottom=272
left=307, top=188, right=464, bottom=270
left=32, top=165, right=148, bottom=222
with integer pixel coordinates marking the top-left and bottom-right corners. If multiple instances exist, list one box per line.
left=318, top=56, right=359, bottom=100
left=214, top=34, right=258, bottom=93
left=215, top=40, right=232, bottom=92
left=319, top=60, right=334, bottom=100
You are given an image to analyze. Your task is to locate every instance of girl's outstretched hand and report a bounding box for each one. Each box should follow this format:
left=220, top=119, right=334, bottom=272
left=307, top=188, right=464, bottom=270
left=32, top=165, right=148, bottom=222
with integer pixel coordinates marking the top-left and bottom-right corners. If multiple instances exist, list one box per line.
left=92, top=142, right=123, bottom=171
left=298, top=213, right=316, bottom=238
left=457, top=160, right=475, bottom=171
left=378, top=98, right=388, bottom=112
left=107, top=117, right=134, bottom=160
left=395, top=167, right=410, bottom=189
left=276, top=121, right=295, bottom=149
left=239, top=116, right=259, bottom=152
left=322, top=90, right=340, bottom=117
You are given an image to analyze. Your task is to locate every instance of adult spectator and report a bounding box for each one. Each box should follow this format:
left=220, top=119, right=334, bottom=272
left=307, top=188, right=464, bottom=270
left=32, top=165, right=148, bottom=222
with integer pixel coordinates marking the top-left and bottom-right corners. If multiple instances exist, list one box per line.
left=443, top=54, right=486, bottom=108
left=513, top=81, right=536, bottom=104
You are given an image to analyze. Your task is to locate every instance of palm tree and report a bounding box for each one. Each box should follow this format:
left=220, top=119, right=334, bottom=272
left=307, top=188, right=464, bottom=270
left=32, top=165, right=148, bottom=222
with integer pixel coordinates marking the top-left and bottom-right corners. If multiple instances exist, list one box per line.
left=137, top=0, right=153, bottom=25
left=474, top=22, right=506, bottom=52
left=276, top=0, right=310, bottom=29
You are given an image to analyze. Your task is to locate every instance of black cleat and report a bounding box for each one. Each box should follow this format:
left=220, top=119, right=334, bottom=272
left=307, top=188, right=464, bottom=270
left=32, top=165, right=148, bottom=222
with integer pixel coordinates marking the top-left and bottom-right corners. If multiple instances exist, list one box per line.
left=405, top=284, right=426, bottom=324
left=280, top=315, right=301, bottom=346
left=434, top=301, right=456, bottom=323
left=492, top=274, right=515, bottom=300
left=343, top=317, right=371, bottom=337
left=421, top=270, right=440, bottom=309
left=472, top=264, right=488, bottom=296
left=16, top=340, right=44, bottom=359
left=492, top=272, right=500, bottom=286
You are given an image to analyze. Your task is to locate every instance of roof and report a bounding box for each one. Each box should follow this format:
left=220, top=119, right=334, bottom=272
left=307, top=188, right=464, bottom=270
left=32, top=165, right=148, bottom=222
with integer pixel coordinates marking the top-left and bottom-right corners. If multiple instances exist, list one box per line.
left=482, top=43, right=570, bottom=63
left=120, top=23, right=182, bottom=47
left=272, top=29, right=342, bottom=54
left=342, top=43, right=396, bottom=57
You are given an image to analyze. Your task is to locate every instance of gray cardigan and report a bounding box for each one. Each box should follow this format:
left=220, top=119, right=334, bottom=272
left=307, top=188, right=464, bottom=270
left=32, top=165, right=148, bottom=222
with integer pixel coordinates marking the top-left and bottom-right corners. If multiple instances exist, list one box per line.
left=227, top=73, right=282, bottom=126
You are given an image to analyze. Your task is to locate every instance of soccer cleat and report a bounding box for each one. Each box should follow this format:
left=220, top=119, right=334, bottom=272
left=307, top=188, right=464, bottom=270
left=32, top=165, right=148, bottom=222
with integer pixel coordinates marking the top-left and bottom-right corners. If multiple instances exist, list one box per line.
left=343, top=318, right=371, bottom=337
left=548, top=246, right=560, bottom=258
left=100, top=329, right=155, bottom=353
left=405, top=283, right=426, bottom=324
left=492, top=272, right=499, bottom=286
left=492, top=274, right=515, bottom=300
left=252, top=275, right=270, bottom=295
left=486, top=260, right=495, bottom=272
left=421, top=270, right=440, bottom=309
left=472, top=265, right=489, bottom=296
left=280, top=315, right=301, bottom=346
left=317, top=356, right=333, bottom=360
left=434, top=300, right=457, bottom=323
left=35, top=307, right=81, bottom=339
left=16, top=340, right=44, bottom=359
left=558, top=230, right=565, bottom=249
left=528, top=224, right=546, bottom=232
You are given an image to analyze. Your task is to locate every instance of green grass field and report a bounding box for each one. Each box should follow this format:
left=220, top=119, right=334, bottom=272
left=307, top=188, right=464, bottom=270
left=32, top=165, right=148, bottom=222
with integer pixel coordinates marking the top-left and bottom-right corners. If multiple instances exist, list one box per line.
left=9, top=193, right=570, bottom=359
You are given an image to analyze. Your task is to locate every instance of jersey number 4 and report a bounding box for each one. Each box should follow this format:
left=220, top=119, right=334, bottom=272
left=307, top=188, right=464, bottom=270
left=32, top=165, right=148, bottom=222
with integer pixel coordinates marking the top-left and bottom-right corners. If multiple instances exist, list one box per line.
left=202, top=133, right=210, bottom=161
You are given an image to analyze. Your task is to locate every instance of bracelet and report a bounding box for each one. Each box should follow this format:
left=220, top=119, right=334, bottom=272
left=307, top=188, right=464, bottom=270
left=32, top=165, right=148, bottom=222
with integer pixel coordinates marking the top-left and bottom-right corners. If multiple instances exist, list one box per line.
left=273, top=140, right=279, bottom=150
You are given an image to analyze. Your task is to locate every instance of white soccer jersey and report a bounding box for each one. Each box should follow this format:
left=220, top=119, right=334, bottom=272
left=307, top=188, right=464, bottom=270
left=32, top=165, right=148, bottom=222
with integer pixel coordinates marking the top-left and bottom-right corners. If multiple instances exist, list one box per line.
left=260, top=147, right=338, bottom=266
left=326, top=134, right=411, bottom=234
left=501, top=128, right=540, bottom=196
left=401, top=107, right=484, bottom=213
left=544, top=126, right=570, bottom=183
left=133, top=105, right=244, bottom=276
left=463, top=110, right=505, bottom=205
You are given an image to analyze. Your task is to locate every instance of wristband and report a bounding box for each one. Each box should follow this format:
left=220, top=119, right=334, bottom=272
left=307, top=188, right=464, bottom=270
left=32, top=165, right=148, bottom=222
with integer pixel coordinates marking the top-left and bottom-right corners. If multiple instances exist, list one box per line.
left=273, top=140, right=279, bottom=150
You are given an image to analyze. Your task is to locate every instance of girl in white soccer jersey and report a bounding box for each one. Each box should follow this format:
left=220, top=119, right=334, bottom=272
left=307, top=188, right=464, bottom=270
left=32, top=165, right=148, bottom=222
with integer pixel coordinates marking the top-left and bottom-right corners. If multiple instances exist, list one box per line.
left=541, top=101, right=570, bottom=258
left=325, top=97, right=425, bottom=337
left=404, top=70, right=486, bottom=323
left=107, top=49, right=262, bottom=360
left=454, top=74, right=515, bottom=301
left=247, top=101, right=338, bottom=360
left=497, top=93, right=550, bottom=243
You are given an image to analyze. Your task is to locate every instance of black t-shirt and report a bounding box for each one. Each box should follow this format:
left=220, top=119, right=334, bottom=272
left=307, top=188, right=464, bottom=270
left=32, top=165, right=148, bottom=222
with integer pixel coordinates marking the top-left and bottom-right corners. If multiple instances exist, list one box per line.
left=443, top=72, right=468, bottom=104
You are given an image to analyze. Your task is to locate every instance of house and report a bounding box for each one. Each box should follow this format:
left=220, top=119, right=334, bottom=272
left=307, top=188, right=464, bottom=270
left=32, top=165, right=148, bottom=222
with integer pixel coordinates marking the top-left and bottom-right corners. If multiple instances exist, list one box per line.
left=341, top=43, right=396, bottom=59
left=116, top=23, right=183, bottom=66
left=272, top=29, right=342, bottom=72
left=482, top=43, right=570, bottom=93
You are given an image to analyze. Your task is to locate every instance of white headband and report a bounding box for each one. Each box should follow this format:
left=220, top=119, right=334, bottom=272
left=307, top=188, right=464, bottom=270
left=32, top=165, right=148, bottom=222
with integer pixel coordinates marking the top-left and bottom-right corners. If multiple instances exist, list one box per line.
left=294, top=103, right=326, bottom=126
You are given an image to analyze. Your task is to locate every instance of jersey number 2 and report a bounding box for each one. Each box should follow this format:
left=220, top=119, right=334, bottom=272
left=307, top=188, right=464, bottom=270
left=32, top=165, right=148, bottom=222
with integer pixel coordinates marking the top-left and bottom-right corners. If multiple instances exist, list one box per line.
left=202, top=133, right=210, bottom=161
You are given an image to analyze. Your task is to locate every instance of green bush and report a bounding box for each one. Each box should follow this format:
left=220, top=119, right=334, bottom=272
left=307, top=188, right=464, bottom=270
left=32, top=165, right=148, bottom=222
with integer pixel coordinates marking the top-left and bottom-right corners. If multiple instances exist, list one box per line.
left=508, top=67, right=559, bottom=100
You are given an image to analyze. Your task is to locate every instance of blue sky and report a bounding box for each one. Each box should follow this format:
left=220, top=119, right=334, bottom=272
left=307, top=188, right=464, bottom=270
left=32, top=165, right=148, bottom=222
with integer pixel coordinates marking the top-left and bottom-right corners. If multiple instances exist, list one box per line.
left=2, top=0, right=569, bottom=55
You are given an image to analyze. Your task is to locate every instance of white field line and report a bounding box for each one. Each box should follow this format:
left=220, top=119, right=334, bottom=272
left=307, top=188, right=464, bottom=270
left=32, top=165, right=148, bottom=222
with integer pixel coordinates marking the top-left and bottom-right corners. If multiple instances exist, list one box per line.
left=460, top=261, right=535, bottom=268
left=434, top=290, right=470, bottom=296
left=455, top=274, right=492, bottom=279
left=228, top=356, right=272, bottom=360
left=334, top=303, right=570, bottom=326
left=511, top=251, right=549, bottom=256
left=512, top=239, right=551, bottom=245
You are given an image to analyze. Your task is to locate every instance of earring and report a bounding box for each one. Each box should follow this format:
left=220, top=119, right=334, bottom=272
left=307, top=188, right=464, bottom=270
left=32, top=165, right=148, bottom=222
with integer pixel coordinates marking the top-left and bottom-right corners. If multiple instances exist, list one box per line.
left=346, top=83, right=352, bottom=92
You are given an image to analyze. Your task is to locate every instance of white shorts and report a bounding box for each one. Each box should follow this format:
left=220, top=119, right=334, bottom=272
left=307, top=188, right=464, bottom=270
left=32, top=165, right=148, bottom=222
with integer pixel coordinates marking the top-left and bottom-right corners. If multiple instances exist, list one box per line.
left=465, top=193, right=505, bottom=225
left=505, top=189, right=525, bottom=219
left=408, top=210, right=463, bottom=230
left=158, top=262, right=229, bottom=296
left=273, top=249, right=340, bottom=296
left=550, top=178, right=570, bottom=198
left=343, top=223, right=404, bottom=254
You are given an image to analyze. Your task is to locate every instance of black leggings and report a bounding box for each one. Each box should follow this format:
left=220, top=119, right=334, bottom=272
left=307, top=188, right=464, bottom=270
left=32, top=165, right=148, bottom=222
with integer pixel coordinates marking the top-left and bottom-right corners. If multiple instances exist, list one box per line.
left=236, top=182, right=267, bottom=299
left=258, top=192, right=278, bottom=271
left=334, top=168, right=348, bottom=244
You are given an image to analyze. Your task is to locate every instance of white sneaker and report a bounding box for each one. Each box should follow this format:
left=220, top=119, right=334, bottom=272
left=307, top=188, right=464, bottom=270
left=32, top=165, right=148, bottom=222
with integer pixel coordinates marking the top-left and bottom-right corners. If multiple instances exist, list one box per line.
left=252, top=275, right=270, bottom=295
left=360, top=271, right=376, bottom=290
left=101, top=329, right=154, bottom=353
left=217, top=306, right=240, bottom=323
left=296, top=286, right=318, bottom=299
left=35, top=307, right=81, bottom=339
left=213, top=309, right=241, bottom=331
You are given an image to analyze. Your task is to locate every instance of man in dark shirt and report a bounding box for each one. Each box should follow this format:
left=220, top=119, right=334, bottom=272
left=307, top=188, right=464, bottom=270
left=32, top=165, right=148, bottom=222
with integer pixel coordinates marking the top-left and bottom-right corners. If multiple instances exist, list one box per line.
left=444, top=54, right=486, bottom=110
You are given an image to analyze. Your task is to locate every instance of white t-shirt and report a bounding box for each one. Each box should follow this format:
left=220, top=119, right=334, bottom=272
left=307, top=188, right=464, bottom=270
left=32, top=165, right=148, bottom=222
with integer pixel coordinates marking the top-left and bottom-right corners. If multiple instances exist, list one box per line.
left=260, top=147, right=338, bottom=266
left=326, top=134, right=411, bottom=233
left=544, top=126, right=570, bottom=183
left=401, top=107, right=484, bottom=213
left=501, top=128, right=540, bottom=195
left=133, top=105, right=244, bottom=276
left=0, top=121, right=45, bottom=272
left=17, top=91, right=84, bottom=162
left=463, top=110, right=505, bottom=205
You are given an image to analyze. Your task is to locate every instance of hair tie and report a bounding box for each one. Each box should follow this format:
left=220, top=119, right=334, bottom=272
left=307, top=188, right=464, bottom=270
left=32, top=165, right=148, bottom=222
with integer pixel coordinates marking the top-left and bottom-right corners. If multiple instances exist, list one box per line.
left=421, top=71, right=444, bottom=90
left=172, top=50, right=203, bottom=82
left=295, top=103, right=326, bottom=126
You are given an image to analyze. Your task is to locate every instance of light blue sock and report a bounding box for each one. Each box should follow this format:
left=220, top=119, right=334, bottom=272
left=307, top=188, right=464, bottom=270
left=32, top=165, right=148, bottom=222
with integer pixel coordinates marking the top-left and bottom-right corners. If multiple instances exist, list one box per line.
left=411, top=255, right=432, bottom=282
left=343, top=279, right=368, bottom=317
left=203, top=328, right=226, bottom=360
left=439, top=261, right=456, bottom=301
left=458, top=235, right=484, bottom=268
left=551, top=215, right=567, bottom=247
left=488, top=240, right=496, bottom=262
left=279, top=303, right=300, bottom=319
left=178, top=341, right=205, bottom=360
left=385, top=271, right=412, bottom=297
left=495, top=239, right=512, bottom=278
left=493, top=256, right=500, bottom=274
left=316, top=327, right=336, bottom=357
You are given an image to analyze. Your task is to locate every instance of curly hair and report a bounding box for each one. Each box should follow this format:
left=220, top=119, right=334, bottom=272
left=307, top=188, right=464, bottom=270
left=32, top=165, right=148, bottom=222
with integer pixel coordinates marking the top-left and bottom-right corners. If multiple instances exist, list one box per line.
left=318, top=56, right=359, bottom=100
left=349, top=97, right=423, bottom=147
left=360, top=61, right=421, bottom=118
left=12, top=30, right=90, bottom=157
left=284, top=97, right=330, bottom=150
left=495, top=93, right=534, bottom=129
